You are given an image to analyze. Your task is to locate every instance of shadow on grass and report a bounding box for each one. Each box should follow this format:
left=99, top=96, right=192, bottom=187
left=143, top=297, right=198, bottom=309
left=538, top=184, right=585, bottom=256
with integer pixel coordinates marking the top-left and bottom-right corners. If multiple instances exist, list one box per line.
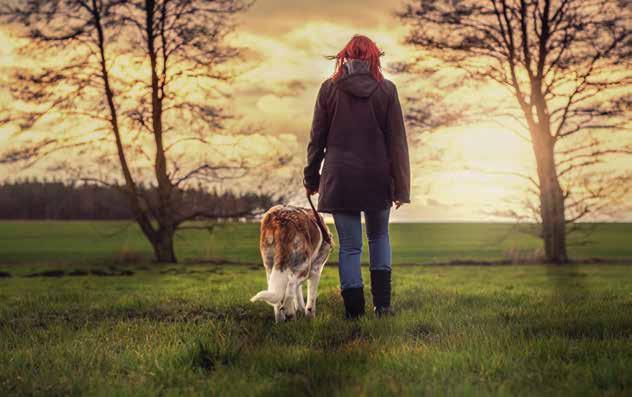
left=394, top=272, right=632, bottom=342
left=4, top=303, right=272, bottom=334
left=311, top=321, right=366, bottom=350
left=521, top=319, right=632, bottom=340
left=519, top=265, right=632, bottom=340
left=167, top=312, right=372, bottom=395
left=261, top=350, right=370, bottom=397
left=183, top=339, right=243, bottom=373
left=545, top=265, right=589, bottom=300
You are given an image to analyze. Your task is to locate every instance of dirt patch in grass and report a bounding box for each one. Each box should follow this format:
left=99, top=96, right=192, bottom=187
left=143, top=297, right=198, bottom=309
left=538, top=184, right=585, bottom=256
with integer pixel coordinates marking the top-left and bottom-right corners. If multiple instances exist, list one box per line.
left=159, top=267, right=223, bottom=275
left=186, top=340, right=242, bottom=373
left=23, top=268, right=134, bottom=278
left=24, top=270, right=66, bottom=278
left=68, top=270, right=89, bottom=276
left=89, top=268, right=134, bottom=276
left=408, top=322, right=440, bottom=343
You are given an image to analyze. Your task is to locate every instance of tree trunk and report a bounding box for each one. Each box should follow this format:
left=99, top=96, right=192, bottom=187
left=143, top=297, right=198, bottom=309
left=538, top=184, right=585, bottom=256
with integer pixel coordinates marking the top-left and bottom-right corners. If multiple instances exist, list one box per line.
left=151, top=228, right=177, bottom=263
left=532, top=134, right=568, bottom=264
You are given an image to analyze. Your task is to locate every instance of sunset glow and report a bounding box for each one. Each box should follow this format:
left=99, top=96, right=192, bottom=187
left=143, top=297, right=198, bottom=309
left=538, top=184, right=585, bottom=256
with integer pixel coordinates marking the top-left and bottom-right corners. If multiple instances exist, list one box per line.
left=0, top=0, right=629, bottom=222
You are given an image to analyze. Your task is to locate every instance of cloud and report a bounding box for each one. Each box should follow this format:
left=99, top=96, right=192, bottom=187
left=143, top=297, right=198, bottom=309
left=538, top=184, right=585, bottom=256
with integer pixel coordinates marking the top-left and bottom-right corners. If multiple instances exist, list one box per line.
left=236, top=0, right=401, bottom=36
left=426, top=198, right=451, bottom=208
left=255, top=94, right=302, bottom=120
left=3, top=3, right=629, bottom=221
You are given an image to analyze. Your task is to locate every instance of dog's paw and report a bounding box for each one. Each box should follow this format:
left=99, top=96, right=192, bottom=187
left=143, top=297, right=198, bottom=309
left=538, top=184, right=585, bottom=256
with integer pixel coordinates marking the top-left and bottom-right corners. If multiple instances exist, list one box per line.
left=305, top=307, right=315, bottom=319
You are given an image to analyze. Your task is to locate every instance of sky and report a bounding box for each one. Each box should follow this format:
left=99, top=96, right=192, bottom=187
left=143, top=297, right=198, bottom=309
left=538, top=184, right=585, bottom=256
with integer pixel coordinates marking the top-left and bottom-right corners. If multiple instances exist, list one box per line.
left=0, top=0, right=630, bottom=222
left=227, top=0, right=546, bottom=222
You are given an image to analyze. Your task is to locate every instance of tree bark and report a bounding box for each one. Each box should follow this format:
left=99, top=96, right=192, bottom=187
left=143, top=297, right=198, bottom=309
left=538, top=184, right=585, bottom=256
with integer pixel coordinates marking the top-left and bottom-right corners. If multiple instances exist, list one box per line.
left=532, top=132, right=568, bottom=264
left=151, top=227, right=177, bottom=263
left=93, top=0, right=161, bottom=258
left=144, top=0, right=177, bottom=264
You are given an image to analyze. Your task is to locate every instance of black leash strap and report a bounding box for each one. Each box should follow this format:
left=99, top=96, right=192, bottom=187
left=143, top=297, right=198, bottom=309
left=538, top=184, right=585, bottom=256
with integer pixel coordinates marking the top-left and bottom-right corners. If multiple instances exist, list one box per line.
left=307, top=194, right=332, bottom=245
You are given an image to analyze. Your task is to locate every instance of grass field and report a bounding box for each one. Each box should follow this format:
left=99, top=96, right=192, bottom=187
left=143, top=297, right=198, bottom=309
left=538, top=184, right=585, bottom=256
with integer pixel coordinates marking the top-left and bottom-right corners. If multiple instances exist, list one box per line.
left=1, top=264, right=631, bottom=396
left=1, top=221, right=632, bottom=265
left=1, top=222, right=631, bottom=395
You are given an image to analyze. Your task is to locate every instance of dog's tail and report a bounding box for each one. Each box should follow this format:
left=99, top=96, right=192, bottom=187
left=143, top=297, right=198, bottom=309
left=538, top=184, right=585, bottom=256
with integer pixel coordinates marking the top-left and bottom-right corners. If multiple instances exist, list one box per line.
left=250, top=267, right=288, bottom=306
left=251, top=211, right=301, bottom=306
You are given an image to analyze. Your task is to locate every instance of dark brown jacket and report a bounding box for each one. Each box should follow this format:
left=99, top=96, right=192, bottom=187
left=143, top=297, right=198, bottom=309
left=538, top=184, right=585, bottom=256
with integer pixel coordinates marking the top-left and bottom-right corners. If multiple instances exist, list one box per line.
left=303, top=61, right=410, bottom=213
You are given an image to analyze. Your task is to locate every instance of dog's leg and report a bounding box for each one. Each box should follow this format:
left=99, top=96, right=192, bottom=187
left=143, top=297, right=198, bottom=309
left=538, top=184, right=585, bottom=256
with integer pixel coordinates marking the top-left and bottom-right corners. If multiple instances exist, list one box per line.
left=251, top=267, right=289, bottom=312
left=260, top=235, right=274, bottom=275
left=258, top=244, right=276, bottom=322
left=274, top=304, right=285, bottom=323
left=305, top=272, right=321, bottom=319
left=305, top=261, right=327, bottom=319
left=295, top=283, right=306, bottom=314
left=283, top=243, right=310, bottom=321
left=265, top=267, right=271, bottom=285
left=281, top=273, right=301, bottom=321
left=305, top=246, right=330, bottom=319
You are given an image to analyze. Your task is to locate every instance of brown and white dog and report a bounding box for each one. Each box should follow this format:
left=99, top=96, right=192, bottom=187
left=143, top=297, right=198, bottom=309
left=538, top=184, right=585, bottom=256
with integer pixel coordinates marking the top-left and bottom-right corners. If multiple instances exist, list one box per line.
left=250, top=205, right=333, bottom=322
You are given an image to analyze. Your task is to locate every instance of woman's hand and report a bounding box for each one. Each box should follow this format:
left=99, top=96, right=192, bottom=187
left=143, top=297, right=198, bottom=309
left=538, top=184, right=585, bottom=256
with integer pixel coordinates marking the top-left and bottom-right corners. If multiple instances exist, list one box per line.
left=394, top=200, right=403, bottom=209
left=305, top=186, right=317, bottom=196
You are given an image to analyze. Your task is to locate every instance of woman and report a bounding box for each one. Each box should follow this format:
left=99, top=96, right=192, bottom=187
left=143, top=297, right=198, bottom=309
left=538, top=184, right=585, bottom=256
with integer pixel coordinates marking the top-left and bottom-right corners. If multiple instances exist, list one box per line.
left=303, top=35, right=410, bottom=319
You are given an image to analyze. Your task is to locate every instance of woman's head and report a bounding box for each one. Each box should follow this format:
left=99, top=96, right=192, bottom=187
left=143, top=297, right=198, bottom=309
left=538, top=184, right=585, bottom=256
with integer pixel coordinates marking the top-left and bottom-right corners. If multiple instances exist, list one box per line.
left=330, top=35, right=384, bottom=82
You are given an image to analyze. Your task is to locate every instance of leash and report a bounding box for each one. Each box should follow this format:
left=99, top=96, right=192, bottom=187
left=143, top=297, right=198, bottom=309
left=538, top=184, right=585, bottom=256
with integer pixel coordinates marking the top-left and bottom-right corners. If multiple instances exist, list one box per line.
left=307, top=194, right=332, bottom=245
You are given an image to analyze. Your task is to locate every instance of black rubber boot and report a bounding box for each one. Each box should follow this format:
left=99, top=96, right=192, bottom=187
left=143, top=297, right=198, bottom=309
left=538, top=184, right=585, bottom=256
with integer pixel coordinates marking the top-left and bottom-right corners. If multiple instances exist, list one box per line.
left=371, top=270, right=392, bottom=317
left=341, top=288, right=365, bottom=319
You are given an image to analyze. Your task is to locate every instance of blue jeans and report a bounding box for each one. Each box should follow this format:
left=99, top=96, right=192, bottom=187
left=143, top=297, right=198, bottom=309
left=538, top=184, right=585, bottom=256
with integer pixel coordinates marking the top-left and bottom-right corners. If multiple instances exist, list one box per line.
left=333, top=209, right=391, bottom=291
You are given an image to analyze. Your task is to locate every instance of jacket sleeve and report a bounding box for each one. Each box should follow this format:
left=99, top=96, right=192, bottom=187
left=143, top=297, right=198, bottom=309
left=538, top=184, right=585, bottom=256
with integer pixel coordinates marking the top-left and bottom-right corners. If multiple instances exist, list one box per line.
left=385, top=84, right=411, bottom=203
left=303, top=81, right=330, bottom=191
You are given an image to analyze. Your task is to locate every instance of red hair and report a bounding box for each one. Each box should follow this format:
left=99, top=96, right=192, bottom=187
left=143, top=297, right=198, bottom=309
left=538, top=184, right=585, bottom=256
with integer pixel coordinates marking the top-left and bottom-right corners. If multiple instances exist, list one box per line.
left=329, top=35, right=384, bottom=82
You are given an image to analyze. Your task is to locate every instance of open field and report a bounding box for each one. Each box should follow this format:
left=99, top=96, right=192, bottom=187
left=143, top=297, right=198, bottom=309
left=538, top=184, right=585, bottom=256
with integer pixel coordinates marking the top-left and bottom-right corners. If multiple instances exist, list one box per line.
left=1, top=221, right=632, bottom=265
left=1, top=264, right=631, bottom=396
left=1, top=222, right=631, bottom=395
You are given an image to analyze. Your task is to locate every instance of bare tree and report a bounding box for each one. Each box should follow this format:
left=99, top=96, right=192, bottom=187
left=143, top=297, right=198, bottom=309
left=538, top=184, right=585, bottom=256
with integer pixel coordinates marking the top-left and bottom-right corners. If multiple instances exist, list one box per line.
left=399, top=0, right=631, bottom=263
left=0, top=0, right=281, bottom=263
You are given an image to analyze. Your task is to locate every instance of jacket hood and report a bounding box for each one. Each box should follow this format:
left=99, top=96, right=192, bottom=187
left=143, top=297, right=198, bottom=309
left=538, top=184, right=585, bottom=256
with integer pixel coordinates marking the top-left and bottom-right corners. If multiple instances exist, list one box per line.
left=335, top=59, right=379, bottom=98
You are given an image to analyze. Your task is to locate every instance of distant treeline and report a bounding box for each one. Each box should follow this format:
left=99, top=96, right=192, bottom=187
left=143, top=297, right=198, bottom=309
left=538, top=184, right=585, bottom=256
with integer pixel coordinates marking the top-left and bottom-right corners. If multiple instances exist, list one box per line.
left=0, top=179, right=276, bottom=220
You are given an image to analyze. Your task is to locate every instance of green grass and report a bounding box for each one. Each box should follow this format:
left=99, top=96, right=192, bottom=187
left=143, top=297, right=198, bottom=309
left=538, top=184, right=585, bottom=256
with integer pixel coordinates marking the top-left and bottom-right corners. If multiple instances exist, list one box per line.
left=1, top=221, right=631, bottom=265
left=1, top=264, right=631, bottom=396
left=1, top=222, right=631, bottom=395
